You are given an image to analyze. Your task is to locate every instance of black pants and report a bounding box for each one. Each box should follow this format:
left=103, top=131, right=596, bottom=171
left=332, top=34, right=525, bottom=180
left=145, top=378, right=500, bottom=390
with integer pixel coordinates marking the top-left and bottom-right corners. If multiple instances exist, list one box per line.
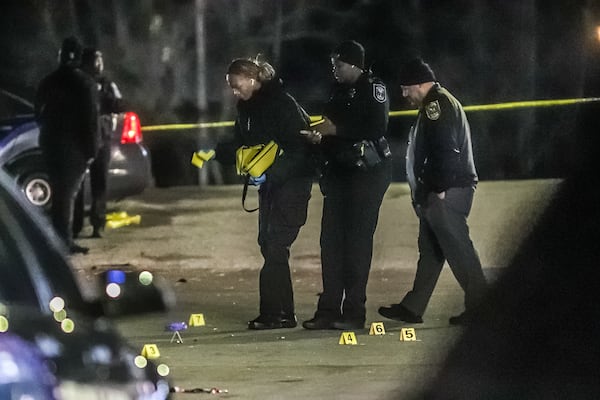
left=315, top=160, right=391, bottom=322
left=401, top=187, right=487, bottom=316
left=256, top=177, right=312, bottom=316
left=89, top=137, right=110, bottom=229
left=46, top=150, right=88, bottom=247
left=74, top=137, right=110, bottom=235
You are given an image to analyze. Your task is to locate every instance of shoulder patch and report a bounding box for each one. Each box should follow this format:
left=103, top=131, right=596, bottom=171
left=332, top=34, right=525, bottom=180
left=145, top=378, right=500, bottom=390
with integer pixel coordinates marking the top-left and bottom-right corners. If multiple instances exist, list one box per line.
left=373, top=83, right=387, bottom=103
left=425, top=100, right=441, bottom=120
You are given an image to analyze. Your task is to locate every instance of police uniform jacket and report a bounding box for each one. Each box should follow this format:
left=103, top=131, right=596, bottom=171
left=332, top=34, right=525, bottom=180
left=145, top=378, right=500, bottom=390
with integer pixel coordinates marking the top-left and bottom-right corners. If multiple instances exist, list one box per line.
left=97, top=76, right=124, bottom=115
left=233, top=78, right=314, bottom=185
left=35, top=65, right=99, bottom=160
left=96, top=75, right=124, bottom=141
left=409, top=83, right=478, bottom=205
left=322, top=71, right=389, bottom=173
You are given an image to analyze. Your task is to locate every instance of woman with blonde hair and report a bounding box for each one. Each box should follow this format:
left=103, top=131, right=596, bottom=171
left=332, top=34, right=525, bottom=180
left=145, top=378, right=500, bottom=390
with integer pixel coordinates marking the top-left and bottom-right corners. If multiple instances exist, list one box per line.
left=226, top=57, right=315, bottom=330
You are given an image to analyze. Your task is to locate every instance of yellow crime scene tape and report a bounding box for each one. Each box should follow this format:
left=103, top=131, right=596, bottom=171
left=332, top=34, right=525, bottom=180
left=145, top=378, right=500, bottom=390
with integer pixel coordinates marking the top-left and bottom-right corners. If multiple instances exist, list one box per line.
left=390, top=97, right=600, bottom=117
left=142, top=97, right=600, bottom=132
left=147, top=96, right=600, bottom=170
left=119, top=96, right=600, bottom=224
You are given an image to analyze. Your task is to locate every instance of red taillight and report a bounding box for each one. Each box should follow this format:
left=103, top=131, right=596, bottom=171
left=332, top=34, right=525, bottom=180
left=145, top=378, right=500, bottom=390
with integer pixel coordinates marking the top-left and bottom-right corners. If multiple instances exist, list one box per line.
left=121, top=112, right=142, bottom=144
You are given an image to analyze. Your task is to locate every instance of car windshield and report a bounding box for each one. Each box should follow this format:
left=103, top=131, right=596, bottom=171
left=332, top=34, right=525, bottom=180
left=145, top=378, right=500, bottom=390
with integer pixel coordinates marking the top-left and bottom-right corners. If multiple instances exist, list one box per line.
left=0, top=173, right=86, bottom=313
left=0, top=89, right=34, bottom=120
left=0, top=89, right=35, bottom=144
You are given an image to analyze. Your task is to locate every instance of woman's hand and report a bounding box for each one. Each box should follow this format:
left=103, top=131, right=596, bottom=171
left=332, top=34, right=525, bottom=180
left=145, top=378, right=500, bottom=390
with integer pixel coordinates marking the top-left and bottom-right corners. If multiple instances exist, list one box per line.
left=300, top=129, right=322, bottom=144
left=300, top=117, right=337, bottom=144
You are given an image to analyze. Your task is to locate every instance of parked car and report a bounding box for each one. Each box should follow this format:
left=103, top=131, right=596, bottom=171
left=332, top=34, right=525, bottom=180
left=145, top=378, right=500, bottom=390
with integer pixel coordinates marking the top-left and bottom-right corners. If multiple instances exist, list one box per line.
left=0, top=88, right=152, bottom=209
left=0, top=168, right=172, bottom=399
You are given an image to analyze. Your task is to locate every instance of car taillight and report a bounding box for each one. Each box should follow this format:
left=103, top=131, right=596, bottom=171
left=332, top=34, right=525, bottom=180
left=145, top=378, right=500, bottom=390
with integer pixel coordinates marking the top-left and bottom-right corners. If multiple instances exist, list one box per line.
left=121, top=112, right=142, bottom=144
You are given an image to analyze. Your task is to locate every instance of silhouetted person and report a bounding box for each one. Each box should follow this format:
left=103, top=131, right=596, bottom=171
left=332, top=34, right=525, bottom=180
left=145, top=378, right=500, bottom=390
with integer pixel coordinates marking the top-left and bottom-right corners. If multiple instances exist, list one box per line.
left=34, top=36, right=98, bottom=254
left=73, top=48, right=124, bottom=238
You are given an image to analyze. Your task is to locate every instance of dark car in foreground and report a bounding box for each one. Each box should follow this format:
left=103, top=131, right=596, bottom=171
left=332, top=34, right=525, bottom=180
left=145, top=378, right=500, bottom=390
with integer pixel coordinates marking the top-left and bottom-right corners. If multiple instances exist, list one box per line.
left=0, top=168, right=172, bottom=399
left=0, top=332, right=57, bottom=399
left=0, top=89, right=152, bottom=209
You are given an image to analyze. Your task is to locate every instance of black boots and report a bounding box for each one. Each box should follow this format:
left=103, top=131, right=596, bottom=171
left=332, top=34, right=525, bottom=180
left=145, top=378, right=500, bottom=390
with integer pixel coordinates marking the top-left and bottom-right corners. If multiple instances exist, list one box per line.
left=248, top=314, right=297, bottom=330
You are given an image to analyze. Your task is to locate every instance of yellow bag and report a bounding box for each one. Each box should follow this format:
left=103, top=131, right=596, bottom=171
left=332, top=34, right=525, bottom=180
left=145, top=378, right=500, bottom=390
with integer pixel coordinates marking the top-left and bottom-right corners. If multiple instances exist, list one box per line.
left=235, top=140, right=279, bottom=177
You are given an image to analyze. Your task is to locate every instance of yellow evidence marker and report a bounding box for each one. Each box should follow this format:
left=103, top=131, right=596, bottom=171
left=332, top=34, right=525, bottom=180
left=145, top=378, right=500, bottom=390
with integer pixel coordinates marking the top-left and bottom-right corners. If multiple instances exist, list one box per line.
left=105, top=212, right=141, bottom=229
left=191, top=149, right=216, bottom=168
left=338, top=332, right=358, bottom=345
left=188, top=313, right=206, bottom=327
left=399, top=327, right=417, bottom=341
left=141, top=344, right=161, bottom=359
left=369, top=322, right=386, bottom=335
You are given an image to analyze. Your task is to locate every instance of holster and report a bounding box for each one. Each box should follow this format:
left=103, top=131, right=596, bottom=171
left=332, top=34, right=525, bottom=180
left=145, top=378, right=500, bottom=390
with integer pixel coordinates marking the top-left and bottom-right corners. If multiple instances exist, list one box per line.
left=336, top=136, right=391, bottom=171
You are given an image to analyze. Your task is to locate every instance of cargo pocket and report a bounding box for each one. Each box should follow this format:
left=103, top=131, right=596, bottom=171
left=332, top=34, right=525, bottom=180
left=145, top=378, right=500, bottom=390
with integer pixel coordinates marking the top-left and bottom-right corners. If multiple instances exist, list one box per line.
left=272, top=179, right=312, bottom=227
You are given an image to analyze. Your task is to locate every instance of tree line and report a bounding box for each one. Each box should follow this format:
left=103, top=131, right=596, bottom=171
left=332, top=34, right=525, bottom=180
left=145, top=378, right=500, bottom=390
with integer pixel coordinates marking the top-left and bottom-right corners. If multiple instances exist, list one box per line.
left=1, top=0, right=598, bottom=184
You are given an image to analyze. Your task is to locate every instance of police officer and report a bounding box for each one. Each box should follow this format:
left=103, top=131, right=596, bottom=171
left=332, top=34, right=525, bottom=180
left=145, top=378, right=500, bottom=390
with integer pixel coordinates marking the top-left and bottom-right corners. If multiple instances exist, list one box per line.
left=35, top=36, right=99, bottom=254
left=226, top=57, right=314, bottom=330
left=378, top=58, right=487, bottom=325
left=302, top=40, right=392, bottom=330
left=73, top=48, right=124, bottom=238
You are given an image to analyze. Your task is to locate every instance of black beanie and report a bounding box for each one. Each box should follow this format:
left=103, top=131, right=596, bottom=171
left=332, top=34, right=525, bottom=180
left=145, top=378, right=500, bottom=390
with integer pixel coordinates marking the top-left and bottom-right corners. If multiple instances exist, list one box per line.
left=60, top=36, right=82, bottom=65
left=399, top=58, right=436, bottom=85
left=332, top=40, right=365, bottom=69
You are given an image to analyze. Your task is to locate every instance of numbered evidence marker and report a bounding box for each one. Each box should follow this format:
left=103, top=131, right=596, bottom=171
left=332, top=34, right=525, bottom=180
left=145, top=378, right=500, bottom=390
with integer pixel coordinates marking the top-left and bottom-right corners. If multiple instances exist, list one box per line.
left=399, top=327, right=417, bottom=341
left=338, top=332, right=358, bottom=345
left=141, top=344, right=161, bottom=359
left=188, top=313, right=206, bottom=327
left=369, top=322, right=386, bottom=336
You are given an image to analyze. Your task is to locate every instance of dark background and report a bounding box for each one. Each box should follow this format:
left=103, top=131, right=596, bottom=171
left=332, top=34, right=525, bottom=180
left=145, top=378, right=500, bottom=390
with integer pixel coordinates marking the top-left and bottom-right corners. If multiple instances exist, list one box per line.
left=1, top=0, right=599, bottom=186
left=3, top=3, right=600, bottom=396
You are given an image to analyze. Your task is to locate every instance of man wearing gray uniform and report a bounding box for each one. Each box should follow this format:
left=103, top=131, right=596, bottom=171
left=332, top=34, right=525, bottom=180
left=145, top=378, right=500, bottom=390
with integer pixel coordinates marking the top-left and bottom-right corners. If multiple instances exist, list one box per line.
left=378, top=58, right=486, bottom=325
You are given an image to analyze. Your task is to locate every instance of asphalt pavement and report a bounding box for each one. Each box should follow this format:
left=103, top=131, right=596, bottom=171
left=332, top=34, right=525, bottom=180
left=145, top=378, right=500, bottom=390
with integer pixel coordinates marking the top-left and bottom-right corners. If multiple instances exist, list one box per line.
left=69, top=180, right=560, bottom=399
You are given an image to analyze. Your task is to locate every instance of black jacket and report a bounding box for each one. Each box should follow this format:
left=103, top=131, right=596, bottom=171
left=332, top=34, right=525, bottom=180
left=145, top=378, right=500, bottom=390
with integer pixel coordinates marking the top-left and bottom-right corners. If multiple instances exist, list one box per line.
left=95, top=75, right=124, bottom=141
left=35, top=65, right=99, bottom=160
left=234, top=78, right=314, bottom=185
left=411, top=83, right=478, bottom=201
left=321, top=72, right=389, bottom=171
left=97, top=76, right=124, bottom=115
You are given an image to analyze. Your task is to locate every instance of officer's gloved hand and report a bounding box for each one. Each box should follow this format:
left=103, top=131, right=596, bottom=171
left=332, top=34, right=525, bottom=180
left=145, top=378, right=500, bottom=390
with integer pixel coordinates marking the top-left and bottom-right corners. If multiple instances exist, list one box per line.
left=248, top=174, right=266, bottom=186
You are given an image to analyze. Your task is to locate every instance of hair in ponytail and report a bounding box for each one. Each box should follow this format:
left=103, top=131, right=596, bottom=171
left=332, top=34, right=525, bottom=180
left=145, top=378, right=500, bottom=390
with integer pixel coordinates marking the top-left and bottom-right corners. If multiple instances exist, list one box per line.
left=227, top=55, right=275, bottom=83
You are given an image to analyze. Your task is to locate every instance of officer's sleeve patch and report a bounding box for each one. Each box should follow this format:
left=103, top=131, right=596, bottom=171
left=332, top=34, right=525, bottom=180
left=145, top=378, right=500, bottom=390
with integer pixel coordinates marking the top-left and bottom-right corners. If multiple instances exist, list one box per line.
left=373, top=83, right=387, bottom=103
left=425, top=100, right=441, bottom=120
